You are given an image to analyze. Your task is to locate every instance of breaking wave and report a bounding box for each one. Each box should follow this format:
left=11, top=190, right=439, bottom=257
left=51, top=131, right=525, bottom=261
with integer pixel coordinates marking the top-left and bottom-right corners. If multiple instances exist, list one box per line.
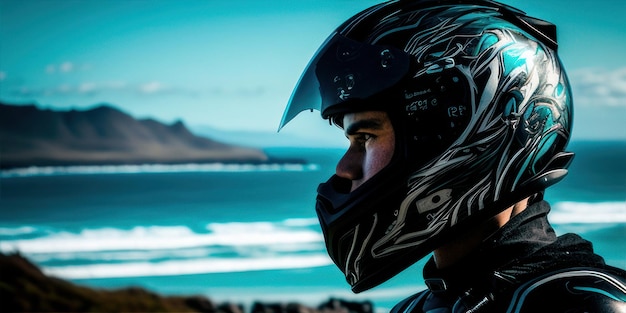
left=0, top=219, right=328, bottom=280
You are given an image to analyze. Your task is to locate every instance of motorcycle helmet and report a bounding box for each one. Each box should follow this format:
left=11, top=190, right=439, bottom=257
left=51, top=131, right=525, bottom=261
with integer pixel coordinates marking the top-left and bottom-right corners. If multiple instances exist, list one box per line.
left=279, top=0, right=573, bottom=293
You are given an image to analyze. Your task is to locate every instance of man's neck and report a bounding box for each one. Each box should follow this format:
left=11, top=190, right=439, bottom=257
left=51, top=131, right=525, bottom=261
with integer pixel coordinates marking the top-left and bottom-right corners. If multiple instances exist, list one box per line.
left=433, top=198, right=529, bottom=269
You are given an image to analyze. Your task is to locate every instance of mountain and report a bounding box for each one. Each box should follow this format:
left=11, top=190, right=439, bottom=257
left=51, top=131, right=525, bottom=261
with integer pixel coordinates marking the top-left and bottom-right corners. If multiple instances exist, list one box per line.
left=0, top=103, right=269, bottom=169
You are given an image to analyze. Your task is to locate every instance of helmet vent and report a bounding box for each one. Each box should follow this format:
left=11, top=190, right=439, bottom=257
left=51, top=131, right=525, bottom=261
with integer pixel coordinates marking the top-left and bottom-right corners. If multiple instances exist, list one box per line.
left=415, top=189, right=453, bottom=214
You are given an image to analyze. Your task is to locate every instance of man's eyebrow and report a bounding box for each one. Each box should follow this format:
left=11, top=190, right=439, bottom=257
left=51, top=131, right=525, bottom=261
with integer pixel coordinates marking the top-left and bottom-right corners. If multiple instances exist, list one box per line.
left=345, top=118, right=384, bottom=135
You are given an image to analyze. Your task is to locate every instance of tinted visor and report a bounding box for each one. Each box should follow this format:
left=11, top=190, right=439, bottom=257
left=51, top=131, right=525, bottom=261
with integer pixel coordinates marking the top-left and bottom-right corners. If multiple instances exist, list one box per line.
left=278, top=33, right=411, bottom=130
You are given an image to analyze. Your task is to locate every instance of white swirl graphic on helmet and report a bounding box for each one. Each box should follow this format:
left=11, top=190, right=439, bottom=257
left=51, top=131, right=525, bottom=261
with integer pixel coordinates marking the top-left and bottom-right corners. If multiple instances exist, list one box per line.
left=349, top=10, right=568, bottom=267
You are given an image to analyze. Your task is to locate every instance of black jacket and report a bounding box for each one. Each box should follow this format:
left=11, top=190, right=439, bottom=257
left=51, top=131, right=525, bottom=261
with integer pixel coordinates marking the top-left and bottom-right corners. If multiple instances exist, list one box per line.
left=391, top=200, right=626, bottom=312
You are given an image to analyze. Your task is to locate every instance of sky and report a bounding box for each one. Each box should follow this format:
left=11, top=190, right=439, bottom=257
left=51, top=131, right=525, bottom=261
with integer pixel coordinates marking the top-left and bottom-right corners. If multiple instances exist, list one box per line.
left=1, top=0, right=625, bottom=147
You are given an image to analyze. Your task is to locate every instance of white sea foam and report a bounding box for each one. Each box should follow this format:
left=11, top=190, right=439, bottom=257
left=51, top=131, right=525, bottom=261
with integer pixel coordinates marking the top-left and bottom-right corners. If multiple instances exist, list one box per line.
left=281, top=218, right=320, bottom=227
left=550, top=201, right=626, bottom=224
left=42, top=254, right=333, bottom=279
left=0, top=163, right=319, bottom=178
left=28, top=248, right=217, bottom=263
left=0, top=226, right=38, bottom=236
left=206, top=221, right=277, bottom=233
left=0, top=223, right=323, bottom=254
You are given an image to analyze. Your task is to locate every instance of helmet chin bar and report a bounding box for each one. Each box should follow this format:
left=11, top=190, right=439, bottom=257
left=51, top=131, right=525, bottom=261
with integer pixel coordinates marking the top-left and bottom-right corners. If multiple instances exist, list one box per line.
left=316, top=169, right=408, bottom=292
left=316, top=150, right=572, bottom=293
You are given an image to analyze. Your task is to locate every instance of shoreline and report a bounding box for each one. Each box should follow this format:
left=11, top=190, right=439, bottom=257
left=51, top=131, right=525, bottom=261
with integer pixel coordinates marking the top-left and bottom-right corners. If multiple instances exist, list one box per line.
left=0, top=156, right=308, bottom=171
left=0, top=160, right=317, bottom=178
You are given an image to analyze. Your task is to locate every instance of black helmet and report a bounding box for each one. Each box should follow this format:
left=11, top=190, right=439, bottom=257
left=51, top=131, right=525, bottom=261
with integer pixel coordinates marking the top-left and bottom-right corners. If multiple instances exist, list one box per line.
left=279, top=0, right=573, bottom=293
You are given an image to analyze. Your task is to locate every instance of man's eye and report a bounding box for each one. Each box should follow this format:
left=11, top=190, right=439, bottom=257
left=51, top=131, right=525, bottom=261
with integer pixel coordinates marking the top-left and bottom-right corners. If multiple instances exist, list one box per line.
left=355, top=133, right=374, bottom=144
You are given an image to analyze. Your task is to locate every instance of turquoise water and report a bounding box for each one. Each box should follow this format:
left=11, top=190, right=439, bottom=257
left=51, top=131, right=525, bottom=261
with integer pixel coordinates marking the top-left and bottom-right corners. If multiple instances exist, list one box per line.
left=1, top=142, right=624, bottom=312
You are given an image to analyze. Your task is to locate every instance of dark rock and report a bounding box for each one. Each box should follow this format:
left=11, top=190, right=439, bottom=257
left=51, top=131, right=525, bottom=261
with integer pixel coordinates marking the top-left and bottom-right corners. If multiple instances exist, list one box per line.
left=0, top=252, right=376, bottom=313
left=318, top=298, right=374, bottom=313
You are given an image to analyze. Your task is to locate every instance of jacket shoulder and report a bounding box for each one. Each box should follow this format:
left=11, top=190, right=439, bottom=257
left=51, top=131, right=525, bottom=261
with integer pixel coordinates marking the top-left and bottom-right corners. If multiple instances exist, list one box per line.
left=506, top=267, right=626, bottom=312
left=390, top=290, right=429, bottom=313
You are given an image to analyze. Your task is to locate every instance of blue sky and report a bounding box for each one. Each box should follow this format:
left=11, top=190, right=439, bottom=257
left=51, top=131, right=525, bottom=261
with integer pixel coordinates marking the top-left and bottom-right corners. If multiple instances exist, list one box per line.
left=1, top=0, right=625, bottom=146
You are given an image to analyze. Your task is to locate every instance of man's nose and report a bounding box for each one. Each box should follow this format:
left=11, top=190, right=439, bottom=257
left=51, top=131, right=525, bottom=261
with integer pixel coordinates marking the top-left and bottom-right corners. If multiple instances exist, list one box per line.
left=335, top=147, right=363, bottom=181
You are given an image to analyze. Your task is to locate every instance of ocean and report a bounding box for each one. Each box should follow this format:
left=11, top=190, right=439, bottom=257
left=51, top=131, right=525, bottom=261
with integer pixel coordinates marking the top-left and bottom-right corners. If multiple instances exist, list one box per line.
left=1, top=141, right=625, bottom=312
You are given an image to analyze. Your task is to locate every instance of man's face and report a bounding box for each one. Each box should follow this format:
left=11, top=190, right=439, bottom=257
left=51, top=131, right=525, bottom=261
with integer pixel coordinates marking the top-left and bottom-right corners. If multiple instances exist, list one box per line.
left=336, top=111, right=396, bottom=192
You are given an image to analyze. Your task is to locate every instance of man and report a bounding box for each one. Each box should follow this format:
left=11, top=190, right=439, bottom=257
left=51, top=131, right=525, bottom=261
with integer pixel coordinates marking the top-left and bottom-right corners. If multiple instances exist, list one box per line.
left=279, top=0, right=626, bottom=312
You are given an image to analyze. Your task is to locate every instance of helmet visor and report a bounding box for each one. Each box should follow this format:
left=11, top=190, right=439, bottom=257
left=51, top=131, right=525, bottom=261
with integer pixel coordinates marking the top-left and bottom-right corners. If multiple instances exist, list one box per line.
left=278, top=33, right=411, bottom=130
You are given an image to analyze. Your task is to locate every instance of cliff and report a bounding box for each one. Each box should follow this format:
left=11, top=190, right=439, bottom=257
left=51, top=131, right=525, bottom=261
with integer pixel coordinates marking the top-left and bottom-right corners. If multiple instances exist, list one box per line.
left=0, top=253, right=374, bottom=313
left=0, top=103, right=269, bottom=169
